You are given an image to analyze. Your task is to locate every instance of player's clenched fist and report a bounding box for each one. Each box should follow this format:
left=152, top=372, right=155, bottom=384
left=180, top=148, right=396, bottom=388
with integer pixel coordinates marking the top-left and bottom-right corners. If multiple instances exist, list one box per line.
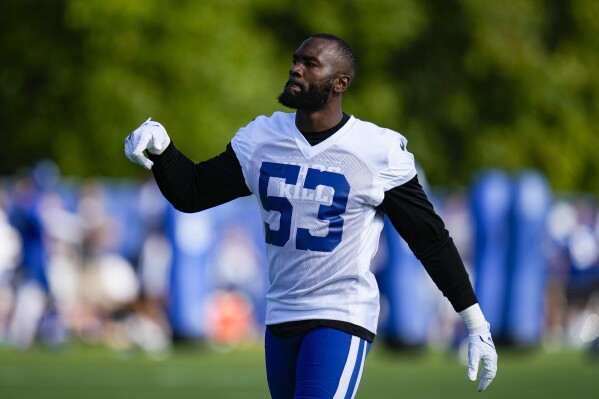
left=124, top=118, right=171, bottom=169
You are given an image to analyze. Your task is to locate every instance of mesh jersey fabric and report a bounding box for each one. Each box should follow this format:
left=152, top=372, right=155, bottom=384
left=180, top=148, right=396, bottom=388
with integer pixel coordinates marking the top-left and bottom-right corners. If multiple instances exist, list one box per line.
left=231, top=112, right=416, bottom=334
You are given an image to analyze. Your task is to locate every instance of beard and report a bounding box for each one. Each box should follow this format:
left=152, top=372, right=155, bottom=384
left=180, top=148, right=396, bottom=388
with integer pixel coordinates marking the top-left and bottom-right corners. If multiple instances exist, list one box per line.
left=277, top=80, right=334, bottom=110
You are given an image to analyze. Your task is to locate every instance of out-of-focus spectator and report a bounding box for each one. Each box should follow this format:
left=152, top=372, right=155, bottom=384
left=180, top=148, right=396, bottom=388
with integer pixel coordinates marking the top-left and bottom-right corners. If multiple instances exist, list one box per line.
left=4, top=161, right=76, bottom=348
left=3, top=164, right=599, bottom=355
left=127, top=178, right=172, bottom=356
left=6, top=172, right=50, bottom=348
left=546, top=198, right=599, bottom=349
left=76, top=179, right=140, bottom=350
left=0, top=192, right=22, bottom=343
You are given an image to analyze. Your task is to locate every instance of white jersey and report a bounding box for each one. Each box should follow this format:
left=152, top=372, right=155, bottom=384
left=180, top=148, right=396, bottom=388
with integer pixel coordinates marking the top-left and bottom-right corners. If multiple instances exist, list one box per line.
left=231, top=112, right=416, bottom=334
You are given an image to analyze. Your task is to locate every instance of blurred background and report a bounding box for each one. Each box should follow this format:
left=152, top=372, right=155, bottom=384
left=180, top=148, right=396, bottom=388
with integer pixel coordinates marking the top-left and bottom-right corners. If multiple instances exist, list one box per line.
left=1, top=0, right=599, bottom=397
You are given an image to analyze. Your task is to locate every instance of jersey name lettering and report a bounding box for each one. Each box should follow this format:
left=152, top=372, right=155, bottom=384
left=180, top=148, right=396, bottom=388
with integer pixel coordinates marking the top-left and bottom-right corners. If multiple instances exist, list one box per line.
left=276, top=180, right=332, bottom=203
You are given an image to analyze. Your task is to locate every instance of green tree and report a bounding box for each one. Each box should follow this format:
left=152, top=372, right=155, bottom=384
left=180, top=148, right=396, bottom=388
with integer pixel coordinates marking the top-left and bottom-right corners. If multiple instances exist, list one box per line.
left=2, top=0, right=598, bottom=192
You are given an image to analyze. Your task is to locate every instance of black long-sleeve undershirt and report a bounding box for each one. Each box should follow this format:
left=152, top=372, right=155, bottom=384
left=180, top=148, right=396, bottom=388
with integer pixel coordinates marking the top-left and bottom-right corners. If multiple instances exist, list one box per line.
left=378, top=175, right=477, bottom=313
left=150, top=140, right=477, bottom=311
left=148, top=125, right=478, bottom=341
left=150, top=142, right=252, bottom=213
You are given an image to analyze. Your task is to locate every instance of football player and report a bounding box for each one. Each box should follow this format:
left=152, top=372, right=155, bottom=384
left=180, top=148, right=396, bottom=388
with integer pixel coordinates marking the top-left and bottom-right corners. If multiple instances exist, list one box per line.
left=125, top=33, right=497, bottom=398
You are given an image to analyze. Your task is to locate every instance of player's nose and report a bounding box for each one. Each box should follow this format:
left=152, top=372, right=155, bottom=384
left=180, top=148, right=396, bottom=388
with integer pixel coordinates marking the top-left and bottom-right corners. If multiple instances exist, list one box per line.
left=289, top=62, right=303, bottom=78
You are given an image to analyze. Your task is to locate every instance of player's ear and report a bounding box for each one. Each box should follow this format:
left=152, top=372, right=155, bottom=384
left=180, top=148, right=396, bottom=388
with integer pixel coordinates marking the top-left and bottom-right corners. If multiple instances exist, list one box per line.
left=334, top=75, right=351, bottom=93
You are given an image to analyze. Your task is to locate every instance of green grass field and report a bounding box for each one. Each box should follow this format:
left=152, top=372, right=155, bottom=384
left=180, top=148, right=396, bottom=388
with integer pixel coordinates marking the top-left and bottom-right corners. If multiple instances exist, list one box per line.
left=1, top=344, right=597, bottom=398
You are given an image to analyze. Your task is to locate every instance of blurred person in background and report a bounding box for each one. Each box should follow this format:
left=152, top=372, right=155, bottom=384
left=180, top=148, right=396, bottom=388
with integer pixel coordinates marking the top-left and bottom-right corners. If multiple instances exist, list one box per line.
left=74, top=178, right=171, bottom=356
left=125, top=34, right=497, bottom=397
left=38, top=181, right=84, bottom=347
left=76, top=180, right=140, bottom=350
left=0, top=185, right=22, bottom=343
left=545, top=198, right=599, bottom=352
left=5, top=164, right=57, bottom=348
left=127, top=178, right=173, bottom=356
left=6, top=173, right=48, bottom=348
left=5, top=161, right=82, bottom=348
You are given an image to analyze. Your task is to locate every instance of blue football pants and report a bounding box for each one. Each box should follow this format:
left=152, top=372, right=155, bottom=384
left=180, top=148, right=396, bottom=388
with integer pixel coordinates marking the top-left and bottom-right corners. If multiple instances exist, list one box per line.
left=265, top=327, right=372, bottom=399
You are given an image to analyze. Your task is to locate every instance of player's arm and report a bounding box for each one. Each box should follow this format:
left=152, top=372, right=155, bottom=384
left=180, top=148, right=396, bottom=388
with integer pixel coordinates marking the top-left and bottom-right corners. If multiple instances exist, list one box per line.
left=149, top=141, right=251, bottom=212
left=380, top=175, right=475, bottom=310
left=124, top=119, right=251, bottom=212
left=379, top=175, right=497, bottom=392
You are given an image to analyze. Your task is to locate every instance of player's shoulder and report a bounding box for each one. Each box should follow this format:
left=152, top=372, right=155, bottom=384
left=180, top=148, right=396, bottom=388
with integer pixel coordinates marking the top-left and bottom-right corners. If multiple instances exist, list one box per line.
left=249, top=111, right=294, bottom=128
left=235, top=111, right=294, bottom=139
left=350, top=117, right=407, bottom=144
left=266, top=111, right=295, bottom=124
left=344, top=116, right=410, bottom=159
left=346, top=116, right=416, bottom=183
left=231, top=111, right=295, bottom=159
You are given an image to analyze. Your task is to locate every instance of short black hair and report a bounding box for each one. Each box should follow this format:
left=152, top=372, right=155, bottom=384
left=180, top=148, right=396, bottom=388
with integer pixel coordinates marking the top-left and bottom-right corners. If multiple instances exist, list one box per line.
left=309, top=33, right=357, bottom=78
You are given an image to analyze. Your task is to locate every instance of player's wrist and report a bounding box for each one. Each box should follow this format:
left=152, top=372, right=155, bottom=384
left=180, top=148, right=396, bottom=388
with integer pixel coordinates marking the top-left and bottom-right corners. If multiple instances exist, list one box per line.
left=459, top=303, right=489, bottom=336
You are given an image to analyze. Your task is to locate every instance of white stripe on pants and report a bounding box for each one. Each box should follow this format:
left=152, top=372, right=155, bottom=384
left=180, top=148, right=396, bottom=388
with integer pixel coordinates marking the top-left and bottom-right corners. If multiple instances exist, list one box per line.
left=333, top=336, right=367, bottom=399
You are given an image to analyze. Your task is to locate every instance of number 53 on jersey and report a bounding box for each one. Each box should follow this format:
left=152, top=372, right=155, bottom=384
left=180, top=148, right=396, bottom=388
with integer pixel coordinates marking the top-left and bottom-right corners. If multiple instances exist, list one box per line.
left=258, top=161, right=350, bottom=253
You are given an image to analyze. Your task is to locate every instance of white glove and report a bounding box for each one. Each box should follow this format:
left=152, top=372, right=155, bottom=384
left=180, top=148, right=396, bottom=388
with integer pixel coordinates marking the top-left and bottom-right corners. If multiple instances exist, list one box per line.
left=467, top=322, right=498, bottom=392
left=124, top=118, right=171, bottom=170
left=459, top=304, right=497, bottom=392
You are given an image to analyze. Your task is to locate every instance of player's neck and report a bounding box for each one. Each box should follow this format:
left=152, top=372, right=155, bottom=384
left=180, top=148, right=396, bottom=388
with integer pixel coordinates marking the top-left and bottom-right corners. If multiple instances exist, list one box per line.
left=295, top=104, right=344, bottom=133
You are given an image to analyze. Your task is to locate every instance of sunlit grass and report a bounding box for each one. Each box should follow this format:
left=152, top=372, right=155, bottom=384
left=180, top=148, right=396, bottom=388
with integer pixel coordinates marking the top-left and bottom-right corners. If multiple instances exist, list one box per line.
left=0, top=343, right=597, bottom=398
